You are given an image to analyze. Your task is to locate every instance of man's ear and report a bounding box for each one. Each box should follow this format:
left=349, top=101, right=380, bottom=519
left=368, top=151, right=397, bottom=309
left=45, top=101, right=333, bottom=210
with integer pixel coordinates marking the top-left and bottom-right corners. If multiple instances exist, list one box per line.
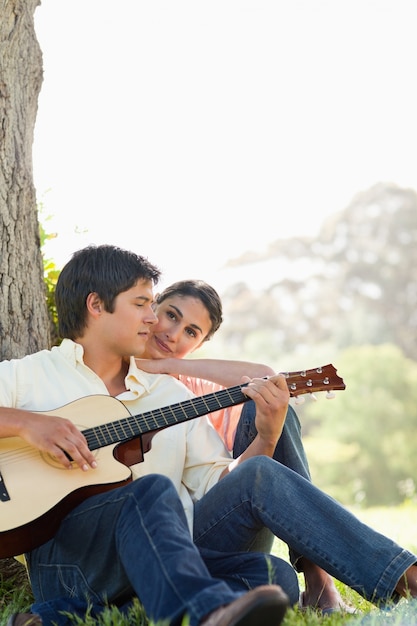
left=86, top=292, right=103, bottom=317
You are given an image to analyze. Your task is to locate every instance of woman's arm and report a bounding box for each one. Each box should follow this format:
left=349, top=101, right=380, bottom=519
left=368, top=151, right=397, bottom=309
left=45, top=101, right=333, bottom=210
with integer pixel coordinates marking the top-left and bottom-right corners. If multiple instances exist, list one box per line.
left=135, top=357, right=275, bottom=387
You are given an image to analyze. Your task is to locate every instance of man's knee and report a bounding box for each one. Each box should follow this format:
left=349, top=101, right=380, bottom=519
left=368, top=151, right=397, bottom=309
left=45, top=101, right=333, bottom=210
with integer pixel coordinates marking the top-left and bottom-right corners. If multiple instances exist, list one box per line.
left=127, top=473, right=178, bottom=503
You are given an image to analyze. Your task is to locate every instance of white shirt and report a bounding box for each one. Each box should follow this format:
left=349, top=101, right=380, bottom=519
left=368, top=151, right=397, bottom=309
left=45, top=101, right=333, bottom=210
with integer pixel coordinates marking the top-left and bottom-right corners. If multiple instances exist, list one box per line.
left=0, top=339, right=232, bottom=532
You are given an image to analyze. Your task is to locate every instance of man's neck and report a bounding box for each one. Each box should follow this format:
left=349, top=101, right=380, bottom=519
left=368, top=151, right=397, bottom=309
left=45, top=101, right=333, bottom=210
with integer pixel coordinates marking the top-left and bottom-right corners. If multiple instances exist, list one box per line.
left=76, top=339, right=130, bottom=397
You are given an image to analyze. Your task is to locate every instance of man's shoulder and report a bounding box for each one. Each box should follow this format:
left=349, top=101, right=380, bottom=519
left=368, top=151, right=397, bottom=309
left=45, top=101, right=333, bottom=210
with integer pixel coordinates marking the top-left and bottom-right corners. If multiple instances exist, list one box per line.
left=0, top=340, right=75, bottom=373
left=0, top=347, right=51, bottom=369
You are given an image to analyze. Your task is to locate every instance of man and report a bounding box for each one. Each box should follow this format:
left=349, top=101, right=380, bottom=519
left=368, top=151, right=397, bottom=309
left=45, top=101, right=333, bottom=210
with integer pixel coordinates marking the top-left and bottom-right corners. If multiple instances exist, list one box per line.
left=2, top=244, right=417, bottom=626
left=1, top=244, right=293, bottom=626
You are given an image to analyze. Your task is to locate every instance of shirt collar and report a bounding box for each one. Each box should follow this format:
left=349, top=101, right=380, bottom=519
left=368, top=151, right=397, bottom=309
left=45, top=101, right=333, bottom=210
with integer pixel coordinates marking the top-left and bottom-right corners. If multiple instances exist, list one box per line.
left=59, top=340, right=152, bottom=401
left=59, top=338, right=86, bottom=365
left=121, top=357, right=152, bottom=400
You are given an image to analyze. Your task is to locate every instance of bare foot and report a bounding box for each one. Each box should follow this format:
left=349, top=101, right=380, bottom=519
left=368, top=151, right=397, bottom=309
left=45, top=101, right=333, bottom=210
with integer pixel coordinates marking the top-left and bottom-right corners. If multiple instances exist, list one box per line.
left=395, top=564, right=417, bottom=598
left=299, top=558, right=356, bottom=613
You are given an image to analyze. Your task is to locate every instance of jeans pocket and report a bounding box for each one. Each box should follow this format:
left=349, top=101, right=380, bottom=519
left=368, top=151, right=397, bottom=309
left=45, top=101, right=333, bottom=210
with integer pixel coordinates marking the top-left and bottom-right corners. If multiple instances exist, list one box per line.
left=35, top=563, right=103, bottom=603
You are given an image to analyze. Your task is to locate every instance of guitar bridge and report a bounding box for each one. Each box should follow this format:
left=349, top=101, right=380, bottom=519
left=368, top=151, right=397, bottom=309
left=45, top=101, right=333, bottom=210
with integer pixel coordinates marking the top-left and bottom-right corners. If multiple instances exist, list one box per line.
left=0, top=470, right=10, bottom=502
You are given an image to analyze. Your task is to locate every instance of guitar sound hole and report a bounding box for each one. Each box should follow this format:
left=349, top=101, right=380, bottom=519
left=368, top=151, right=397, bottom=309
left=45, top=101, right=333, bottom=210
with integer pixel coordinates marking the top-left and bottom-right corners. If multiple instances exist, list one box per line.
left=40, top=423, right=99, bottom=469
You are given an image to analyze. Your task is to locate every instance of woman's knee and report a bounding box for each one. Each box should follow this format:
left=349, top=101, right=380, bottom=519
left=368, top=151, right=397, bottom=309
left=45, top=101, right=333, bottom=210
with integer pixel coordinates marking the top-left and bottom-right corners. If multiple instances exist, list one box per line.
left=237, top=455, right=277, bottom=481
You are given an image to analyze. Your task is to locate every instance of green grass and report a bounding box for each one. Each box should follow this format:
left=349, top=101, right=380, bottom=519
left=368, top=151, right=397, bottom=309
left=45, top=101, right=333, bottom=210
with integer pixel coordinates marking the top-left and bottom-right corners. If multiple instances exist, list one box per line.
left=2, top=504, right=417, bottom=626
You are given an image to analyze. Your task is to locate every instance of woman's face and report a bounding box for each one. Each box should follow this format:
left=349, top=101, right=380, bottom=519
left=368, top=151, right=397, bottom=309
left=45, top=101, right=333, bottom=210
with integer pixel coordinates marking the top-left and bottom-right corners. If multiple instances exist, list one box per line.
left=143, top=295, right=213, bottom=359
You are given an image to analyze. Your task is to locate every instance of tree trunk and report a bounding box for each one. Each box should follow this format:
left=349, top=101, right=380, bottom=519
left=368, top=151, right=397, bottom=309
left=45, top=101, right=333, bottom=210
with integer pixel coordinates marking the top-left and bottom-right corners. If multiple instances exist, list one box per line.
left=0, top=0, right=50, bottom=360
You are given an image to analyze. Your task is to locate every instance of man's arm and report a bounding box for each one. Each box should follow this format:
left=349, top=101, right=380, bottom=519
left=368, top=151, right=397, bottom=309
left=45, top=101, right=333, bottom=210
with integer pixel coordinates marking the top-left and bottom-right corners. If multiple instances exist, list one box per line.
left=0, top=406, right=97, bottom=471
left=219, top=374, right=290, bottom=478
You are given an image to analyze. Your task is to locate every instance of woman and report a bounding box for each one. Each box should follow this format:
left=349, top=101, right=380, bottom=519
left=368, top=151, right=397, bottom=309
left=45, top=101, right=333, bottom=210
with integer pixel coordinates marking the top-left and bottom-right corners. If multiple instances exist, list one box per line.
left=136, top=279, right=351, bottom=613
left=139, top=280, right=308, bottom=471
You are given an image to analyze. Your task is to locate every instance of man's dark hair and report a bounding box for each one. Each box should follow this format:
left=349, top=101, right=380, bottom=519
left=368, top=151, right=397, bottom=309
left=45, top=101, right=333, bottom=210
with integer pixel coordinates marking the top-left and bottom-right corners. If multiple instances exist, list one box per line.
left=55, top=244, right=161, bottom=340
left=155, top=279, right=223, bottom=341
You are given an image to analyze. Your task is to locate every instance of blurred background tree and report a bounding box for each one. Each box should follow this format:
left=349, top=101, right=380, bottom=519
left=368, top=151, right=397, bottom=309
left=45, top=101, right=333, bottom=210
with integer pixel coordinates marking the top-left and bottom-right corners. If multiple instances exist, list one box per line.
left=199, top=182, right=417, bottom=506
left=215, top=182, right=417, bottom=363
left=303, top=344, right=417, bottom=507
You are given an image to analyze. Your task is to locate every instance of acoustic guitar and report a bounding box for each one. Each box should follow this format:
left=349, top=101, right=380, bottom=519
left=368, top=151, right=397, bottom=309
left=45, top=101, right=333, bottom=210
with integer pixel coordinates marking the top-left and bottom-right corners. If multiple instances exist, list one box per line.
left=0, top=364, right=345, bottom=558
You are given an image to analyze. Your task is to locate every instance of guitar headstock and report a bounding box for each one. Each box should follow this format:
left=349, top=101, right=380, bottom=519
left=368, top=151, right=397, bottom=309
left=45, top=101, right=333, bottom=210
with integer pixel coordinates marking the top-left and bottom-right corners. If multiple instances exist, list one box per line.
left=281, top=364, right=345, bottom=398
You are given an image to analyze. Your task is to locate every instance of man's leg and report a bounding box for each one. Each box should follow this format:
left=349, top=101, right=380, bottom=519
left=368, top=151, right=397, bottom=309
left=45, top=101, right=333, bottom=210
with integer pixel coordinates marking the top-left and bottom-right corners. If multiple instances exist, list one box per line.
left=198, top=547, right=299, bottom=607
left=26, top=475, right=242, bottom=626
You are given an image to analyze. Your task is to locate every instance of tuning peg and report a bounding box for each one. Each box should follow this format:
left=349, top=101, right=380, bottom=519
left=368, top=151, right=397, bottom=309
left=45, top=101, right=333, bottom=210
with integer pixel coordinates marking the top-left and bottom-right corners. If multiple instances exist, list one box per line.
left=309, top=393, right=317, bottom=402
left=294, top=395, right=305, bottom=405
left=326, top=390, right=336, bottom=399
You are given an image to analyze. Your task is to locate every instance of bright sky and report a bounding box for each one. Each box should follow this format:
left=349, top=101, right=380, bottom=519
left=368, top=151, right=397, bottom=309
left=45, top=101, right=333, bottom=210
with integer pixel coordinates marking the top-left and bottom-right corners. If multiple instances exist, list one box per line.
left=33, top=0, right=417, bottom=292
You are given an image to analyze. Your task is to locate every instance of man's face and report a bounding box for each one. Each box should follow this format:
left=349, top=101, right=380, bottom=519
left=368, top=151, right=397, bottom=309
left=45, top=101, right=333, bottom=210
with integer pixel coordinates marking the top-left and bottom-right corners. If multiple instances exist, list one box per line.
left=99, top=279, right=158, bottom=357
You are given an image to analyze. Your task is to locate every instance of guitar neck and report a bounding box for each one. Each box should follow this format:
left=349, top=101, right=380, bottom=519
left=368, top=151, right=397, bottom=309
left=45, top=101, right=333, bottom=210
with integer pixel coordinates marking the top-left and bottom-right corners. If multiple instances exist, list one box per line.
left=83, top=384, right=248, bottom=451
left=83, top=363, right=345, bottom=452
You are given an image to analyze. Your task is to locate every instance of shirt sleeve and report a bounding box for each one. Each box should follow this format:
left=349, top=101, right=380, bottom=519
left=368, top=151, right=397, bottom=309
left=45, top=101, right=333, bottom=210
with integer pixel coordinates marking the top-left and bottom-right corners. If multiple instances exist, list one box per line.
left=0, top=358, right=20, bottom=407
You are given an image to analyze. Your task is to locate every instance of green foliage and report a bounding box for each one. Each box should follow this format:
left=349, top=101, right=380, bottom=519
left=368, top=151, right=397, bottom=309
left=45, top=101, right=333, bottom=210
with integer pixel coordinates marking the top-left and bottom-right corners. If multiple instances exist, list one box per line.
left=38, top=201, right=60, bottom=345
left=58, top=599, right=151, bottom=626
left=0, top=571, right=33, bottom=624
left=210, top=183, right=417, bottom=507
left=302, top=344, right=417, bottom=506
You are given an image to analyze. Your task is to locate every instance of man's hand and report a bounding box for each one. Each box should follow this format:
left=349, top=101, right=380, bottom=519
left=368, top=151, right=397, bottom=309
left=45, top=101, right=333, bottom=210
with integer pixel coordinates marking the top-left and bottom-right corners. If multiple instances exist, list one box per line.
left=219, top=374, right=290, bottom=477
left=18, top=411, right=97, bottom=471
left=241, top=373, right=290, bottom=451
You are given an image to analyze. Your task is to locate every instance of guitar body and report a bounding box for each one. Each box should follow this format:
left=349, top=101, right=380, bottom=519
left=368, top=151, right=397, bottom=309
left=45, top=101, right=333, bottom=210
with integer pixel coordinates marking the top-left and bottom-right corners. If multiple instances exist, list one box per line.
left=0, top=396, right=137, bottom=558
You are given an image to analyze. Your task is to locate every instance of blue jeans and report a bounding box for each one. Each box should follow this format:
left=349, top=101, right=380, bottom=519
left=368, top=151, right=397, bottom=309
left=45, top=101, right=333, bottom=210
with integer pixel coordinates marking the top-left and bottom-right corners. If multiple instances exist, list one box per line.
left=233, top=401, right=311, bottom=554
left=27, top=474, right=297, bottom=626
left=234, top=402, right=311, bottom=480
left=193, top=456, right=416, bottom=604
left=29, top=459, right=417, bottom=625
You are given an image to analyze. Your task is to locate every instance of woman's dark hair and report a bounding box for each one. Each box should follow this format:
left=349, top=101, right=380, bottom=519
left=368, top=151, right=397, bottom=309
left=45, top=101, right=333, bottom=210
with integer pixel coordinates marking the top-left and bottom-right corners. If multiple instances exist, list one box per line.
left=55, top=244, right=161, bottom=340
left=155, top=279, right=223, bottom=341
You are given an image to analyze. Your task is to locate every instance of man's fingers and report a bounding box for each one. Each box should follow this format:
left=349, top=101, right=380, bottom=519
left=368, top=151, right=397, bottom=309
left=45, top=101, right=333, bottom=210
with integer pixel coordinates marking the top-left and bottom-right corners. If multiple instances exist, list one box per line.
left=57, top=438, right=97, bottom=471
left=242, top=374, right=289, bottom=403
left=26, top=415, right=98, bottom=471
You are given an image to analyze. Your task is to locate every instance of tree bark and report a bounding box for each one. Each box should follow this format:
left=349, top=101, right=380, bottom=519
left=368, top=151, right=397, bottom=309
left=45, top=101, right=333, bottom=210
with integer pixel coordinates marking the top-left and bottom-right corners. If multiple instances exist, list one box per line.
left=0, top=0, right=50, bottom=360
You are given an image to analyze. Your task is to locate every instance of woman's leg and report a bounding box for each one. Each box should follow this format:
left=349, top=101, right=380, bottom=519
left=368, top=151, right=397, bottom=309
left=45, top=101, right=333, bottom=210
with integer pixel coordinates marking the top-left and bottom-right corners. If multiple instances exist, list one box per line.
left=233, top=401, right=311, bottom=480
left=233, top=401, right=352, bottom=610
left=194, top=457, right=417, bottom=605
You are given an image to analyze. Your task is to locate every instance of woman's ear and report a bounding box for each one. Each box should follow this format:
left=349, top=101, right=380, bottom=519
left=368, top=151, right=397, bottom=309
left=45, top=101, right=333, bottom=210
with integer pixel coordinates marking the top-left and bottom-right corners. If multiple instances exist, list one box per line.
left=86, top=292, right=103, bottom=317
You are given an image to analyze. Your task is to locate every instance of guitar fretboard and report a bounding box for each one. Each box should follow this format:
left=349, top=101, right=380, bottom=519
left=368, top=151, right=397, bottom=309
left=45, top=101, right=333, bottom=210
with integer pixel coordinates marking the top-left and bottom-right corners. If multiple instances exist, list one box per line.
left=83, top=384, right=247, bottom=451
